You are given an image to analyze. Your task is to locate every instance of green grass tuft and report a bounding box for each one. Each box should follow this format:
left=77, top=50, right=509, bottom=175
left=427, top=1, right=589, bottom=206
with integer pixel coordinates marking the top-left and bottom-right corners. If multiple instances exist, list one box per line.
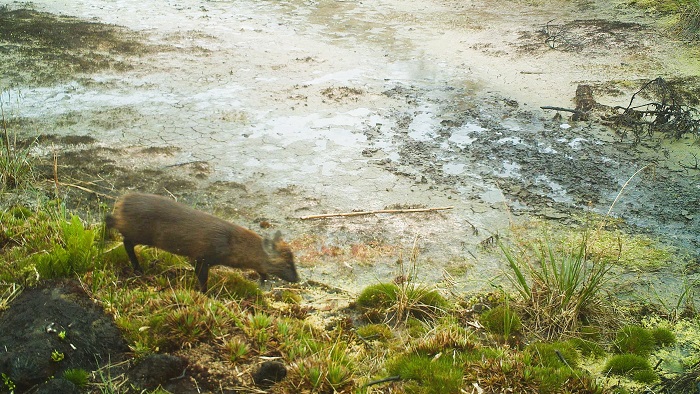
left=62, top=368, right=89, bottom=387
left=34, top=214, right=98, bottom=279
left=500, top=233, right=611, bottom=338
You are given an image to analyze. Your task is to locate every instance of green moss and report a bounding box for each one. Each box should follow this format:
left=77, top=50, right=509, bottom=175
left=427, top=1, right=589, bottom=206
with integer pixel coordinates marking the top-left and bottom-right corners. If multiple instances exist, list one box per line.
left=531, top=366, right=578, bottom=393
left=651, top=327, right=676, bottom=347
left=280, top=289, right=302, bottom=304
left=8, top=205, right=32, bottom=219
left=480, top=305, right=522, bottom=336
left=406, top=317, right=427, bottom=337
left=415, top=318, right=475, bottom=354
left=526, top=341, right=579, bottom=369
left=386, top=353, right=463, bottom=394
left=411, top=287, right=449, bottom=311
left=632, top=368, right=659, bottom=383
left=356, top=324, right=393, bottom=342
left=569, top=337, right=606, bottom=358
left=101, top=245, right=130, bottom=268
left=356, top=282, right=449, bottom=322
left=614, top=325, right=655, bottom=356
left=217, top=271, right=263, bottom=301
left=579, top=325, right=602, bottom=341
left=356, top=283, right=399, bottom=309
left=604, top=354, right=652, bottom=376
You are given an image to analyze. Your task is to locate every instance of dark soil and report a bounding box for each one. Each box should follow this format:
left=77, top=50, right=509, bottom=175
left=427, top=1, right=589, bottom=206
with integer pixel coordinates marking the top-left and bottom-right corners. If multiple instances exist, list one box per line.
left=0, top=8, right=156, bottom=87
left=0, top=280, right=128, bottom=392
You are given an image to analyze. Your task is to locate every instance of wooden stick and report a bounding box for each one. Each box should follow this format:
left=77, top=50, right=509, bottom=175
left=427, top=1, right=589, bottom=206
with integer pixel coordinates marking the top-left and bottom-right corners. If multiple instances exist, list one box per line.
left=46, top=180, right=116, bottom=200
left=300, top=206, right=453, bottom=220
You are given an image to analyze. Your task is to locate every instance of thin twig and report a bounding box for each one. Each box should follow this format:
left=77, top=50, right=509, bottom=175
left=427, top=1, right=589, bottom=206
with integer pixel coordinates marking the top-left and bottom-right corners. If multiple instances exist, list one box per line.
left=597, top=164, right=650, bottom=232
left=362, top=375, right=401, bottom=388
left=47, top=180, right=116, bottom=199
left=164, top=160, right=208, bottom=168
left=299, top=206, right=453, bottom=220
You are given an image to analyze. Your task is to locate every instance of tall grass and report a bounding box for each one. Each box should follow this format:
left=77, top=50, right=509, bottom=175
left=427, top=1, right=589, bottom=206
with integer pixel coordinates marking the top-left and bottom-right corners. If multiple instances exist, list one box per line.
left=501, top=234, right=612, bottom=339
left=676, top=1, right=700, bottom=41
left=1, top=90, right=35, bottom=190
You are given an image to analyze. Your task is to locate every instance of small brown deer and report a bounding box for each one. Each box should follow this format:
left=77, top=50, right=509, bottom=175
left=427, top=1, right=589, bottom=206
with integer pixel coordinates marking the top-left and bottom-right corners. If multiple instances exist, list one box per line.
left=105, top=193, right=298, bottom=292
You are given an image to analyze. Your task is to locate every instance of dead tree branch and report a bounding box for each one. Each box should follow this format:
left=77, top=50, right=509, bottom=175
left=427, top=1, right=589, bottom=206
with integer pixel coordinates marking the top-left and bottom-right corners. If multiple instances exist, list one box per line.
left=299, top=206, right=453, bottom=220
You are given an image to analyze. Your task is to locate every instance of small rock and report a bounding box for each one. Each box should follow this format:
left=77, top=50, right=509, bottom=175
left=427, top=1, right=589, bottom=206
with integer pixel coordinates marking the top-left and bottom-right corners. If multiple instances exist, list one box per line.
left=252, top=360, right=287, bottom=388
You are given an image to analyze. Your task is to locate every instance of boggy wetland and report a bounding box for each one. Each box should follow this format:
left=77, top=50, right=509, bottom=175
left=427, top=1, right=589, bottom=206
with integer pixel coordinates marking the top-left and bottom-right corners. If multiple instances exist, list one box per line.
left=1, top=0, right=700, bottom=392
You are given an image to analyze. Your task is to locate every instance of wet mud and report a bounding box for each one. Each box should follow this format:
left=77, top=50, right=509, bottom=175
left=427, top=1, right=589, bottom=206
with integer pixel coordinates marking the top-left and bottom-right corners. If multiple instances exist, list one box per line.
left=1, top=0, right=699, bottom=297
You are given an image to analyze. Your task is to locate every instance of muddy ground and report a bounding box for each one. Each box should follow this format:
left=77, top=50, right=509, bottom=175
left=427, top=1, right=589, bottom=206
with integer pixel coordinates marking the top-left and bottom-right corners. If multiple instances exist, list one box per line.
left=1, top=0, right=699, bottom=299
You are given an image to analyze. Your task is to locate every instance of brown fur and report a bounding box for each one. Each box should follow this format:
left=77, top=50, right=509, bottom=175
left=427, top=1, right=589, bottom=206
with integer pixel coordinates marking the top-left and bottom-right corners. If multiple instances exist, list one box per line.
left=105, top=193, right=298, bottom=292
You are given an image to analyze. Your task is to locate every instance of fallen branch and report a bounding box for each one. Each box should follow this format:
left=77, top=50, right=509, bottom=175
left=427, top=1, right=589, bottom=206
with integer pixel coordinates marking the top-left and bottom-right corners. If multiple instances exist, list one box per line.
left=300, top=206, right=453, bottom=220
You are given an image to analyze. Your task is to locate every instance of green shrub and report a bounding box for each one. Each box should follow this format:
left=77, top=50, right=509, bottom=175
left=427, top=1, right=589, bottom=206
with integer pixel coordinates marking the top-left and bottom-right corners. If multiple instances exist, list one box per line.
left=614, top=325, right=655, bottom=356
left=604, top=354, right=651, bottom=376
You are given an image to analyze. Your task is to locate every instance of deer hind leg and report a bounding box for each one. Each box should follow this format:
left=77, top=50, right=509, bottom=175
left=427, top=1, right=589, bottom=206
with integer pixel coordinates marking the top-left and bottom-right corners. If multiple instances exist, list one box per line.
left=123, top=239, right=143, bottom=273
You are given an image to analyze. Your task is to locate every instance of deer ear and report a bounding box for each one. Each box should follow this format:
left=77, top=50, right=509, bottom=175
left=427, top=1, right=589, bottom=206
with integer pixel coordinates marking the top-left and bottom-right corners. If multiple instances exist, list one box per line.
left=273, top=230, right=283, bottom=242
left=262, top=235, right=274, bottom=255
